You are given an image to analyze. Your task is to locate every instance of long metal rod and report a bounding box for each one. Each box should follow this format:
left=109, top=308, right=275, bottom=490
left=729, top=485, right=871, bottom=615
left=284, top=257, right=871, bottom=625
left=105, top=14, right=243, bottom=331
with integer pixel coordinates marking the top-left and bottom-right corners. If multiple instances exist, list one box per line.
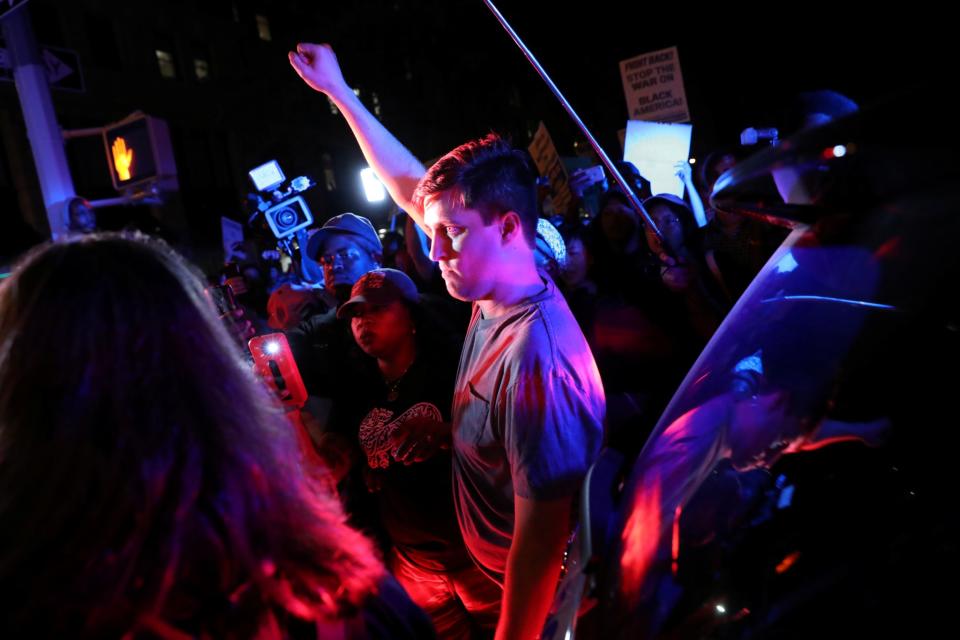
left=482, top=0, right=662, bottom=241
left=62, top=126, right=105, bottom=140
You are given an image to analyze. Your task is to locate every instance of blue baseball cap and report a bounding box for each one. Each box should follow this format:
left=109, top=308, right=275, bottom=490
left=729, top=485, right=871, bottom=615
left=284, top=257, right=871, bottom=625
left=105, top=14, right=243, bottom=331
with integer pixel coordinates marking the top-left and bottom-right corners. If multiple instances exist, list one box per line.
left=307, top=212, right=383, bottom=261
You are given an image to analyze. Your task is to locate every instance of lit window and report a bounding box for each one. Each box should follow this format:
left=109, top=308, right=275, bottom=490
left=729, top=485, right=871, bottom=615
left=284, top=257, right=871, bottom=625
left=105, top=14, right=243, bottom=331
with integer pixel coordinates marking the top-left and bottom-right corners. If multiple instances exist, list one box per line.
left=156, top=50, right=176, bottom=79
left=194, top=59, right=209, bottom=81
left=256, top=15, right=271, bottom=41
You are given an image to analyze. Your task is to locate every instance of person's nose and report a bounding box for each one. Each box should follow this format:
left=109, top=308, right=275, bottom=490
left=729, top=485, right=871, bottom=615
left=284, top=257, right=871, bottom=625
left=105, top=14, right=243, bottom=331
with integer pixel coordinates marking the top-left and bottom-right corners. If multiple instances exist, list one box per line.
left=429, top=233, right=448, bottom=262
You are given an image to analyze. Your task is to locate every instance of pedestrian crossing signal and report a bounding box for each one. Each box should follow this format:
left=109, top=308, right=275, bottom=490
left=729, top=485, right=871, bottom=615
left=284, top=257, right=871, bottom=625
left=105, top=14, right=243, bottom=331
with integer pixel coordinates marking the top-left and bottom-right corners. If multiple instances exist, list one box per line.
left=103, top=113, right=177, bottom=191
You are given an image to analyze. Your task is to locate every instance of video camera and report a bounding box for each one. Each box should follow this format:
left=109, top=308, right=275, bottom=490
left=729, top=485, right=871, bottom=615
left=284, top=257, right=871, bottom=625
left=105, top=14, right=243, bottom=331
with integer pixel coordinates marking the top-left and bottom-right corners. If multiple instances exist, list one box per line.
left=247, top=160, right=315, bottom=239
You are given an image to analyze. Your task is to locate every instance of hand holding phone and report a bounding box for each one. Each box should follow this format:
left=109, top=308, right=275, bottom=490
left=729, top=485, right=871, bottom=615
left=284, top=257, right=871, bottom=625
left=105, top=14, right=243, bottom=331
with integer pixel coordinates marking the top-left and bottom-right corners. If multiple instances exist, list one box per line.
left=569, top=165, right=606, bottom=197
left=249, top=333, right=308, bottom=410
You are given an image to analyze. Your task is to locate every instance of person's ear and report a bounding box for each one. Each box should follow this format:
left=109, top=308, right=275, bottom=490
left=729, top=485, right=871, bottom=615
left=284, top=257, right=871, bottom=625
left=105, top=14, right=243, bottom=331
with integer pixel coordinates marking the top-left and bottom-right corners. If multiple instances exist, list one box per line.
left=500, top=211, right=523, bottom=243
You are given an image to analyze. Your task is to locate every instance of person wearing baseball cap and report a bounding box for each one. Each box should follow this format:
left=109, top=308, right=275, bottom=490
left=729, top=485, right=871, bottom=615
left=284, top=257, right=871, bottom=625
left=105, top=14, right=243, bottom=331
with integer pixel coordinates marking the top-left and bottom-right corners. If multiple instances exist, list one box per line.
left=284, top=214, right=385, bottom=452
left=306, top=212, right=383, bottom=303
left=337, top=267, right=420, bottom=320
left=641, top=193, right=728, bottom=339
left=337, top=268, right=498, bottom=636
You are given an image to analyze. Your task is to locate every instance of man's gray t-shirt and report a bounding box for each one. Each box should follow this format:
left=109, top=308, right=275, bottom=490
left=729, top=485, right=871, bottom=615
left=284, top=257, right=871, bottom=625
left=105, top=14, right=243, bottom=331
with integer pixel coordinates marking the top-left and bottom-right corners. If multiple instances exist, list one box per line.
left=452, top=277, right=605, bottom=584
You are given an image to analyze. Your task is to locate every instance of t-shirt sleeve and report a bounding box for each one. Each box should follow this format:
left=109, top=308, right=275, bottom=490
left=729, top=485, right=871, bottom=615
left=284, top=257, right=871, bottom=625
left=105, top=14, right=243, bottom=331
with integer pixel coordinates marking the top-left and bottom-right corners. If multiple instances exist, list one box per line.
left=503, top=368, right=604, bottom=500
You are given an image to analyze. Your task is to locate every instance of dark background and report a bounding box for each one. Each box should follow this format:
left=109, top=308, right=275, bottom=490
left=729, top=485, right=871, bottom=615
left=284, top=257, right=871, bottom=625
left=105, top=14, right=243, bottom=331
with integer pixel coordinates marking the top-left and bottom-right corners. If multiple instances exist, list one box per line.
left=0, top=0, right=947, bottom=263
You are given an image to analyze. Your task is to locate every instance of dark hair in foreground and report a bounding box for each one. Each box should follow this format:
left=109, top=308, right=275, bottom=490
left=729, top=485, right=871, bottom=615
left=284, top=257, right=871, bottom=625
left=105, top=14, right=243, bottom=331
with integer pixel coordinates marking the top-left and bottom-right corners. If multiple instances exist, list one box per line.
left=413, top=133, right=539, bottom=245
left=0, top=233, right=382, bottom=637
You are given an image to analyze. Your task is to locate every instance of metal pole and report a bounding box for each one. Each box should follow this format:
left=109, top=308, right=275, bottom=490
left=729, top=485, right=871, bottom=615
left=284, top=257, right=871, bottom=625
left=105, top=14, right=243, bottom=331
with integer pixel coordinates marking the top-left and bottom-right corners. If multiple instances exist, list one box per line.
left=2, top=5, right=74, bottom=240
left=62, top=126, right=105, bottom=140
left=481, top=0, right=662, bottom=241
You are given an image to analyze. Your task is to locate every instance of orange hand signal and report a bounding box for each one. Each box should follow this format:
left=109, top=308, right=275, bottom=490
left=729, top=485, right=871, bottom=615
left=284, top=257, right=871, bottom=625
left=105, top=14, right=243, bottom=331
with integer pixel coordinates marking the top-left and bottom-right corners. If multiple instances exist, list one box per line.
left=111, top=137, right=134, bottom=181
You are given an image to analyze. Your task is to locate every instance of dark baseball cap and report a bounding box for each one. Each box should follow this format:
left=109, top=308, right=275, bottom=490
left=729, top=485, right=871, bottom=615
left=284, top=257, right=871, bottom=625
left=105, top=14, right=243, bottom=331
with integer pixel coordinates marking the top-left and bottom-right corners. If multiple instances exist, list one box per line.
left=306, top=212, right=383, bottom=261
left=643, top=193, right=690, bottom=213
left=336, top=268, right=420, bottom=319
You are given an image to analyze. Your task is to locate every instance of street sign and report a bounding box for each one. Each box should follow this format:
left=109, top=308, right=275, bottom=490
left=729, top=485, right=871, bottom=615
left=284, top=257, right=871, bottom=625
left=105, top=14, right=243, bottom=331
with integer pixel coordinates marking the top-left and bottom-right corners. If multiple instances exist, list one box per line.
left=0, top=40, right=85, bottom=92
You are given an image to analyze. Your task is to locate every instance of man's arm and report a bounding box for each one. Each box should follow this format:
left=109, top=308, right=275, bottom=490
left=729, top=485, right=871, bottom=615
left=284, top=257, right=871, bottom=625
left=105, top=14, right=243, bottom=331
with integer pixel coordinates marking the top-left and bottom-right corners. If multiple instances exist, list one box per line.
left=288, top=43, right=428, bottom=228
left=496, top=494, right=572, bottom=640
left=675, top=160, right=708, bottom=227
left=404, top=215, right=438, bottom=283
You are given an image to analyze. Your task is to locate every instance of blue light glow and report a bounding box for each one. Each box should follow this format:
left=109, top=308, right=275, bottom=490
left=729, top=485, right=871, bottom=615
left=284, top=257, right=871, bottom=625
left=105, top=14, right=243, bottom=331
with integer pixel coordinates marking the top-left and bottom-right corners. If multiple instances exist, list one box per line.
left=361, top=168, right=387, bottom=203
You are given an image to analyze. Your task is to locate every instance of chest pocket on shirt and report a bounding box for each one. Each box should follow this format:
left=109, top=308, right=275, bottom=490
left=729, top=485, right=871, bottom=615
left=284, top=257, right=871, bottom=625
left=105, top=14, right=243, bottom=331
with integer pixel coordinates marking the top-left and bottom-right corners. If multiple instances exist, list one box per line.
left=456, top=382, right=491, bottom=446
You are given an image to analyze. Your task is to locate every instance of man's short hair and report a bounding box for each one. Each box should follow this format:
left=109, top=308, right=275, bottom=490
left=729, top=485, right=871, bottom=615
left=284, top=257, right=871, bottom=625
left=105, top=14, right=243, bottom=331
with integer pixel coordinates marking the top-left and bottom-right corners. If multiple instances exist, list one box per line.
left=413, top=134, right=539, bottom=245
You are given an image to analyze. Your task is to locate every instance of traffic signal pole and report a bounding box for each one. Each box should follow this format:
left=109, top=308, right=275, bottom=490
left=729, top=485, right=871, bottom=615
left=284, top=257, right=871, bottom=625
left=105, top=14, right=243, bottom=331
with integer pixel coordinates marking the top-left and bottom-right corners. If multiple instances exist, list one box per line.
left=2, top=5, right=74, bottom=240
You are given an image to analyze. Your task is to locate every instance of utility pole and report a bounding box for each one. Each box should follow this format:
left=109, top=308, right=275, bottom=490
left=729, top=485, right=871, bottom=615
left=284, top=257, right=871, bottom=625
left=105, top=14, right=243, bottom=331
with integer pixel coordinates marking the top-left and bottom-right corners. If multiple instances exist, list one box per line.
left=2, top=2, right=75, bottom=239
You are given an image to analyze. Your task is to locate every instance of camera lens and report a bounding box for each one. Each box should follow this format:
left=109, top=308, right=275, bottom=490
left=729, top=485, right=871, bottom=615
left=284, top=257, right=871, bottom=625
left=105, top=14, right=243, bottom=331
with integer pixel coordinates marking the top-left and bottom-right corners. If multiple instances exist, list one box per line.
left=276, top=207, right=297, bottom=228
left=265, top=197, right=312, bottom=239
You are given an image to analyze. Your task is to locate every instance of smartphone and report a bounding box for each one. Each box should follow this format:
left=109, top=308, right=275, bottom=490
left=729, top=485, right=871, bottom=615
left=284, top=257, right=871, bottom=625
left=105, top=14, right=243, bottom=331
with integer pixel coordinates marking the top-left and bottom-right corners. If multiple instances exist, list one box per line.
left=248, top=333, right=308, bottom=410
left=583, top=165, right=605, bottom=185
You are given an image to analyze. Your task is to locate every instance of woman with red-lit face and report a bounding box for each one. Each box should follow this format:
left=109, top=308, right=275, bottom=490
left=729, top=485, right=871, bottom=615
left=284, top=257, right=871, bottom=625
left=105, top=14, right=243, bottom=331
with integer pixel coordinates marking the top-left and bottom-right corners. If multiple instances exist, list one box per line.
left=338, top=269, right=498, bottom=636
left=350, top=300, right=416, bottom=362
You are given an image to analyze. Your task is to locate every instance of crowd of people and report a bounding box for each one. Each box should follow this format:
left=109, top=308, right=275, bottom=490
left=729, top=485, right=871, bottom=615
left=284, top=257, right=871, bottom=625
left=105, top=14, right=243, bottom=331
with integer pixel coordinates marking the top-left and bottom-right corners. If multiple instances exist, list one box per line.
left=0, top=39, right=849, bottom=640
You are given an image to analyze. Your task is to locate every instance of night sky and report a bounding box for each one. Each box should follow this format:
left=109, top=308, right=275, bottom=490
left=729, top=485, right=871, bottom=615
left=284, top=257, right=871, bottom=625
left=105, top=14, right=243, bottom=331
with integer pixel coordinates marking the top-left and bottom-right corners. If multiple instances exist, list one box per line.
left=1, top=0, right=949, bottom=257
left=332, top=0, right=947, bottom=159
